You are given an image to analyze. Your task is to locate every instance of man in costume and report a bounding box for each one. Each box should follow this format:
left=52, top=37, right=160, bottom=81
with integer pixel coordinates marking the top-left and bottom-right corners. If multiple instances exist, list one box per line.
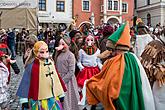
left=134, top=18, right=153, bottom=58
left=17, top=41, right=66, bottom=110
left=86, top=22, right=155, bottom=110
left=141, top=32, right=165, bottom=110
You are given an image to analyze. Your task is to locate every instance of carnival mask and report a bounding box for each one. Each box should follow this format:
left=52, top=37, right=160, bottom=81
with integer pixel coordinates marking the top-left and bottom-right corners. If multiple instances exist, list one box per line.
left=55, top=38, right=69, bottom=52
left=85, top=35, right=95, bottom=47
left=33, top=41, right=49, bottom=60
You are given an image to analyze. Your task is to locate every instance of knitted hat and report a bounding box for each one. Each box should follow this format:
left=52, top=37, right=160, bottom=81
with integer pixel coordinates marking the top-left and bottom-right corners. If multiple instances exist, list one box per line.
left=108, top=21, right=131, bottom=49
left=33, top=41, right=48, bottom=56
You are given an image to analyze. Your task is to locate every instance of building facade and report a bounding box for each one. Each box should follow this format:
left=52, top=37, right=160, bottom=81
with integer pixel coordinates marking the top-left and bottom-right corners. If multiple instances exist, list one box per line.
left=135, top=0, right=165, bottom=27
left=38, top=0, right=73, bottom=28
left=73, top=0, right=134, bottom=27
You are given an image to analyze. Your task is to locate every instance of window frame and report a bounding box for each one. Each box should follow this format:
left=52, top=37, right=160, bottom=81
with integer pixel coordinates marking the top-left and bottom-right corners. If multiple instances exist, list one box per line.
left=113, top=0, right=119, bottom=11
left=122, top=2, right=128, bottom=13
left=107, top=0, right=113, bottom=10
left=39, top=0, right=46, bottom=11
left=56, top=1, right=65, bottom=12
left=82, top=0, right=91, bottom=12
left=107, top=0, right=119, bottom=11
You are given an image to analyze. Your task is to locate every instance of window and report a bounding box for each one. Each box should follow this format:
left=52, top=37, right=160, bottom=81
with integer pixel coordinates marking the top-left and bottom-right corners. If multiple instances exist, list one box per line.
left=83, top=0, right=90, bottom=11
left=147, top=13, right=151, bottom=26
left=39, top=0, right=46, bottom=11
left=147, top=0, right=150, bottom=5
left=114, top=1, right=118, bottom=10
left=108, top=0, right=112, bottom=10
left=122, top=3, right=128, bottom=12
left=56, top=1, right=65, bottom=12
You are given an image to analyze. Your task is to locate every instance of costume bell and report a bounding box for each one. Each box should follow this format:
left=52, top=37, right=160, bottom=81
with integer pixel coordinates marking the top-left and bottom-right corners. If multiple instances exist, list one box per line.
left=17, top=41, right=66, bottom=110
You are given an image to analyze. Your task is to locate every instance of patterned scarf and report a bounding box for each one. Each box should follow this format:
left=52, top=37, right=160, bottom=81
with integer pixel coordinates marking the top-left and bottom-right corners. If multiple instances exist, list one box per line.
left=83, top=45, right=97, bottom=55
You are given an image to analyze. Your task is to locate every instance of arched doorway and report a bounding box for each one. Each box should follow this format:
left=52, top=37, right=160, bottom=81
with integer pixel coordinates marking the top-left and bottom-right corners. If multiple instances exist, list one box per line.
left=147, top=13, right=151, bottom=26
left=106, top=16, right=120, bottom=25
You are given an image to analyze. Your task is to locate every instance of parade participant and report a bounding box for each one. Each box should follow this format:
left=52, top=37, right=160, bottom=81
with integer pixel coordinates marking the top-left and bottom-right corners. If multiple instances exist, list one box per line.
left=0, top=51, right=9, bottom=109
left=141, top=34, right=165, bottom=110
left=69, top=30, right=84, bottom=76
left=76, top=34, right=102, bottom=108
left=19, top=34, right=38, bottom=110
left=86, top=22, right=155, bottom=110
left=54, top=35, right=80, bottom=110
left=17, top=41, right=66, bottom=110
left=69, top=30, right=83, bottom=60
left=99, top=25, right=114, bottom=63
left=134, top=19, right=153, bottom=58
left=23, top=34, right=38, bottom=65
left=0, top=43, right=20, bottom=84
left=0, top=29, right=8, bottom=44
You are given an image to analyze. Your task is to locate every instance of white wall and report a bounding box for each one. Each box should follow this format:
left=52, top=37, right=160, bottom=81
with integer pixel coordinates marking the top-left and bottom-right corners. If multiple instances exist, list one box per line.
left=150, top=0, right=160, bottom=4
left=38, top=0, right=73, bottom=24
left=137, top=0, right=146, bottom=8
left=137, top=8, right=161, bottom=27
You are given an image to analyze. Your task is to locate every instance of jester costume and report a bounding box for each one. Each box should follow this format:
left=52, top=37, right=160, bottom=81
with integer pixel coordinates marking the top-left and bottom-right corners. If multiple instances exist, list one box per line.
left=86, top=22, right=155, bottom=110
left=17, top=41, right=66, bottom=110
left=141, top=36, right=165, bottom=110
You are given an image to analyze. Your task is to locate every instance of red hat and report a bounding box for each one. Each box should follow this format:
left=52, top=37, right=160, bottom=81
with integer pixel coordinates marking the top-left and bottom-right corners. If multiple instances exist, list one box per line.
left=0, top=51, right=5, bottom=57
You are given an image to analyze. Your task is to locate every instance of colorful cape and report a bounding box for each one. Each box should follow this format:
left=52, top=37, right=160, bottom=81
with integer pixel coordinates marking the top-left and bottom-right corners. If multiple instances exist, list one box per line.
left=86, top=52, right=155, bottom=110
left=17, top=58, right=66, bottom=100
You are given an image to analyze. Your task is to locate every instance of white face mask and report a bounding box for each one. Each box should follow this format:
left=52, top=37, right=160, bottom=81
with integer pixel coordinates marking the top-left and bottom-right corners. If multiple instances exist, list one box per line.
left=160, top=35, right=165, bottom=43
left=85, top=35, right=95, bottom=47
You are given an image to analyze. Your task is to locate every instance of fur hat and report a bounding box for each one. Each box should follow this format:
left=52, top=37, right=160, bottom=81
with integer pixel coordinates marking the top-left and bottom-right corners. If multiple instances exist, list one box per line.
left=103, top=25, right=114, bottom=37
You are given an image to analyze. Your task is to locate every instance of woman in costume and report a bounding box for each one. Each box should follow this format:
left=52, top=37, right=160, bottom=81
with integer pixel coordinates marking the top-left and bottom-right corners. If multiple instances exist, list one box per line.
left=54, top=35, right=80, bottom=110
left=86, top=22, right=155, bottom=110
left=17, top=41, right=66, bottom=110
left=76, top=34, right=102, bottom=109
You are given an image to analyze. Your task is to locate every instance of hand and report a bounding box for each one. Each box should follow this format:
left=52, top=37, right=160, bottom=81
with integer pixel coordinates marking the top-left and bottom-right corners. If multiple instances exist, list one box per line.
left=10, top=59, right=16, bottom=64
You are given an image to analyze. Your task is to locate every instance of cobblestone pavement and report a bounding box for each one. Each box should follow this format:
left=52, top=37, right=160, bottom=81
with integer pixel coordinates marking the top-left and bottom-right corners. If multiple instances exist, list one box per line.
left=8, top=55, right=24, bottom=110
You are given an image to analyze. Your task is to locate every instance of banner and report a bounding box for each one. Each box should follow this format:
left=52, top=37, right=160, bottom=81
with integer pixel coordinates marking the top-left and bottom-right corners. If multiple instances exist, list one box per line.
left=0, top=0, right=38, bottom=8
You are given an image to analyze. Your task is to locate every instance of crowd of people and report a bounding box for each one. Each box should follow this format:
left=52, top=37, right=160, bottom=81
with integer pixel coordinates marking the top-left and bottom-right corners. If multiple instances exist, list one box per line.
left=0, top=18, right=164, bottom=110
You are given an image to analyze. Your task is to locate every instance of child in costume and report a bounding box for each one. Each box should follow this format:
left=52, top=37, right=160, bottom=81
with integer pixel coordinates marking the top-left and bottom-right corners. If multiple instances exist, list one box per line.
left=17, top=41, right=66, bottom=110
left=0, top=51, right=9, bottom=109
left=0, top=43, right=20, bottom=84
left=86, top=22, right=155, bottom=110
left=76, top=34, right=102, bottom=108
left=54, top=35, right=80, bottom=110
